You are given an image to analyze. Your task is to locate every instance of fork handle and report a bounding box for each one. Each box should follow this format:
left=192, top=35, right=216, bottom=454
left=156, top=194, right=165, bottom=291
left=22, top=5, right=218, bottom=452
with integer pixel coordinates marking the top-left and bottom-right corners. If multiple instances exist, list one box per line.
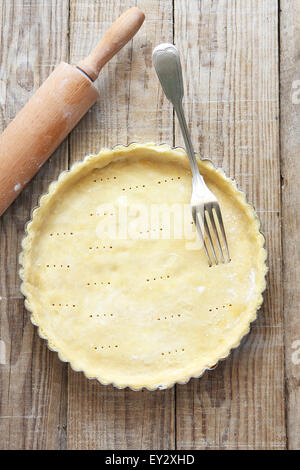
left=174, top=101, right=201, bottom=179
left=152, top=43, right=204, bottom=184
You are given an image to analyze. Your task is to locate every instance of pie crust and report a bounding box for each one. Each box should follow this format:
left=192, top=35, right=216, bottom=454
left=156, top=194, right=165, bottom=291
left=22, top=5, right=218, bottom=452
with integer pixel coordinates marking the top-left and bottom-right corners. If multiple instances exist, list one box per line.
left=20, top=143, right=267, bottom=390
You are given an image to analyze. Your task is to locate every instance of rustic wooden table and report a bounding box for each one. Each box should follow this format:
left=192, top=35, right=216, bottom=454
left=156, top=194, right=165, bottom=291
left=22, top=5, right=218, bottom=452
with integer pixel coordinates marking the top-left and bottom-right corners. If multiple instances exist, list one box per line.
left=0, top=0, right=299, bottom=450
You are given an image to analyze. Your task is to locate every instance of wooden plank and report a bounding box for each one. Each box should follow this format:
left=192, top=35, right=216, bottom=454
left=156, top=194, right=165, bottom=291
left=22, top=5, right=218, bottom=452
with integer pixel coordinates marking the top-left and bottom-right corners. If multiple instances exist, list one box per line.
left=174, top=0, right=285, bottom=449
left=0, top=0, right=69, bottom=450
left=67, top=0, right=174, bottom=449
left=280, top=0, right=300, bottom=450
left=1, top=0, right=292, bottom=451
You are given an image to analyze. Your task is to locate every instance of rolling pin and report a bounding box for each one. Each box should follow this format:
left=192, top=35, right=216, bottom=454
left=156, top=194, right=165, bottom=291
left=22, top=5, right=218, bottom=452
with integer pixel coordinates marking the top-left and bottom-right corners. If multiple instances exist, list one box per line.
left=0, top=7, right=145, bottom=216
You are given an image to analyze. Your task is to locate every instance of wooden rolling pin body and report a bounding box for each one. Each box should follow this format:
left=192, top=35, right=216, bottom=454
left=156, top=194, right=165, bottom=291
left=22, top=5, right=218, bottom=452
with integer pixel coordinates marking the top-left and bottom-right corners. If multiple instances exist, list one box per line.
left=0, top=7, right=145, bottom=216
left=0, top=64, right=98, bottom=215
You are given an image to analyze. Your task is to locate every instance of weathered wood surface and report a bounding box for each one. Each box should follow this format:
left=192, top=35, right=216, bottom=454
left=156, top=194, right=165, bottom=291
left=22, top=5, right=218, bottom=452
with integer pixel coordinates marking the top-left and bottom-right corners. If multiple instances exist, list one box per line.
left=0, top=0, right=69, bottom=450
left=280, top=0, right=300, bottom=451
left=0, top=0, right=298, bottom=450
left=174, top=0, right=285, bottom=450
left=67, top=0, right=174, bottom=450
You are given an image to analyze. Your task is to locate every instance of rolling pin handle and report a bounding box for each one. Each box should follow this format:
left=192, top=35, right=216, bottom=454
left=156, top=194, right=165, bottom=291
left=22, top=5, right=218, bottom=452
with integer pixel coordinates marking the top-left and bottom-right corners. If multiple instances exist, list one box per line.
left=77, top=7, right=145, bottom=82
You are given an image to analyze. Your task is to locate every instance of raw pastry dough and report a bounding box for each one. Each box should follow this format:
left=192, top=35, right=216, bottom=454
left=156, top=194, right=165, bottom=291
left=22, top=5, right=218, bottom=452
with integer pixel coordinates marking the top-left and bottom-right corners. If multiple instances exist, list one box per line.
left=20, top=143, right=267, bottom=390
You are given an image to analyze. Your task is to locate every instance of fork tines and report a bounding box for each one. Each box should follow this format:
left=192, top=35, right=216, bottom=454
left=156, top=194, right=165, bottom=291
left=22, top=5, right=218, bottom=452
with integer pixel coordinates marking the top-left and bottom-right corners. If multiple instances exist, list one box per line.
left=192, top=203, right=230, bottom=266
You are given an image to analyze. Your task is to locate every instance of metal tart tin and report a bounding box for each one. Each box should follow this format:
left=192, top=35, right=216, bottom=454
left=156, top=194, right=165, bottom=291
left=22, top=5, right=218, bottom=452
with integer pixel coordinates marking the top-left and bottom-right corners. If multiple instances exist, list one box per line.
left=19, top=143, right=268, bottom=391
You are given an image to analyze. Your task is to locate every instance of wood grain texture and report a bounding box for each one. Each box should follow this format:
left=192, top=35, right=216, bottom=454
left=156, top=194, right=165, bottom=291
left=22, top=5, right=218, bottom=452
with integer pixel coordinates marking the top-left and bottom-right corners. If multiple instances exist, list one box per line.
left=66, top=0, right=174, bottom=450
left=0, top=0, right=69, bottom=450
left=1, top=0, right=298, bottom=450
left=280, top=0, right=300, bottom=450
left=174, top=0, right=285, bottom=449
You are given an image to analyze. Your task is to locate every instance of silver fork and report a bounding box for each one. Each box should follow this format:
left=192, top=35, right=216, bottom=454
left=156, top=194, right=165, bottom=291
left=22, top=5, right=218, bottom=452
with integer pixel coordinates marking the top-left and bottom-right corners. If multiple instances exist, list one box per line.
left=152, top=43, right=230, bottom=266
